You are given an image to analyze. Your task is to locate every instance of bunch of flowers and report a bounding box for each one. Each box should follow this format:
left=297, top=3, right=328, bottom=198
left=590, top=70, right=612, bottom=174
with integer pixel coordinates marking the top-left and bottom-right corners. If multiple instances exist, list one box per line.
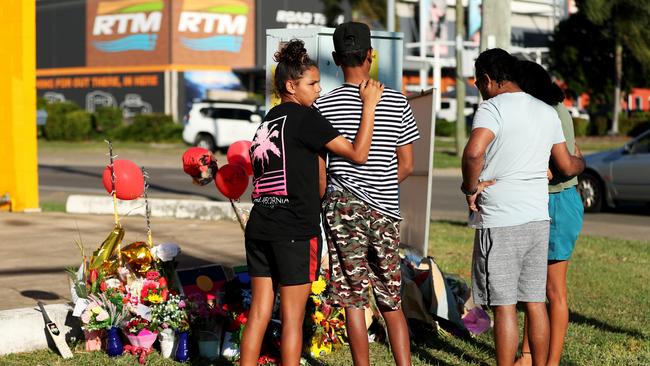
left=124, top=316, right=150, bottom=335
left=187, top=292, right=226, bottom=332
left=150, top=294, right=190, bottom=332
left=140, top=270, right=169, bottom=305
left=81, top=293, right=128, bottom=331
left=304, top=276, right=347, bottom=358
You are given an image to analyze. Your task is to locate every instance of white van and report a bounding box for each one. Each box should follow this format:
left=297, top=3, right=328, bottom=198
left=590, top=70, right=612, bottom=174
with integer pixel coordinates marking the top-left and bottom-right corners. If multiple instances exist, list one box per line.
left=182, top=101, right=263, bottom=152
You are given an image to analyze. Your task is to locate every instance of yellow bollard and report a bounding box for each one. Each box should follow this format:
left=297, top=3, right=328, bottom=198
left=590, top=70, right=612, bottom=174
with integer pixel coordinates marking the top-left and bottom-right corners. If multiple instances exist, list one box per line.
left=0, top=0, right=39, bottom=212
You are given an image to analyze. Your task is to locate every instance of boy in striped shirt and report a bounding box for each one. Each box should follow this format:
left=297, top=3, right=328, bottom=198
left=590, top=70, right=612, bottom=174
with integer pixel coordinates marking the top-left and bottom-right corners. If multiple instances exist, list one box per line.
left=314, top=22, right=420, bottom=366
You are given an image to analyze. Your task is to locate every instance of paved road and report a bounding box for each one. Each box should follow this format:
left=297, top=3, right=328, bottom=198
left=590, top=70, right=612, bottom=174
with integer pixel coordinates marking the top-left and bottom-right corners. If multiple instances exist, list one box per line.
left=38, top=164, right=649, bottom=242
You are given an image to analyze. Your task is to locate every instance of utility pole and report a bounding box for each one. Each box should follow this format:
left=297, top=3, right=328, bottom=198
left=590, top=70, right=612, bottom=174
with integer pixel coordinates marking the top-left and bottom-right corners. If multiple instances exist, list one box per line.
left=455, top=0, right=466, bottom=156
left=480, top=0, right=511, bottom=51
left=387, top=0, right=395, bottom=32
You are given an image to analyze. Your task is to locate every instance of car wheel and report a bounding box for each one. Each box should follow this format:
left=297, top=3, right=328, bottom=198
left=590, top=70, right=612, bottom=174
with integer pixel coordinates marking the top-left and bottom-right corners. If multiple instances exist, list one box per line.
left=578, top=172, right=603, bottom=213
left=195, top=134, right=215, bottom=152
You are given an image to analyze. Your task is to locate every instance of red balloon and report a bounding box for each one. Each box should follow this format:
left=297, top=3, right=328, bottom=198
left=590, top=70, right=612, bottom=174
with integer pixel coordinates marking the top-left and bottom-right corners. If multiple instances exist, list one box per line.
left=102, top=160, right=145, bottom=200
left=226, top=140, right=253, bottom=176
left=215, top=163, right=249, bottom=200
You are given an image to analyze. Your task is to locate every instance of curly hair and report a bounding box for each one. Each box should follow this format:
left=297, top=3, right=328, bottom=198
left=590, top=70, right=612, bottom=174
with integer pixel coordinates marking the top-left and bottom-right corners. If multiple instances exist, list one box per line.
left=273, top=39, right=317, bottom=97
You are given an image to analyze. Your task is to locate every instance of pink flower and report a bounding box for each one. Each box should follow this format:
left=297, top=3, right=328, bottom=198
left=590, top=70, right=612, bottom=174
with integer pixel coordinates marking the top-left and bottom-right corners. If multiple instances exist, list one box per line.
left=178, top=300, right=186, bottom=309
left=95, top=310, right=109, bottom=322
left=81, top=311, right=91, bottom=324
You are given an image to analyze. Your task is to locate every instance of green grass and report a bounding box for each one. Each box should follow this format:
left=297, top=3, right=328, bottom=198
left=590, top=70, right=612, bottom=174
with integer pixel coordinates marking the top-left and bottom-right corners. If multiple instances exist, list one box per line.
left=2, top=222, right=648, bottom=365
left=40, top=201, right=66, bottom=212
left=38, top=139, right=188, bottom=153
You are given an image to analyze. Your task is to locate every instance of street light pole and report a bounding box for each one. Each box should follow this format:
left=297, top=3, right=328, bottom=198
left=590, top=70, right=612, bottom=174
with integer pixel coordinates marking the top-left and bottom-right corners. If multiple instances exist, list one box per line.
left=455, top=0, right=466, bottom=156
left=480, top=0, right=511, bottom=51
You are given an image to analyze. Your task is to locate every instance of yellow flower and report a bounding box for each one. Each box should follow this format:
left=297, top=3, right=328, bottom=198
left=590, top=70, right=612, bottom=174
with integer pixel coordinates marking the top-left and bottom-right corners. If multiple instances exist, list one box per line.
left=148, top=293, right=163, bottom=304
left=311, top=279, right=326, bottom=295
left=91, top=306, right=102, bottom=315
left=311, top=295, right=322, bottom=306
left=309, top=339, right=332, bottom=358
left=313, top=311, right=325, bottom=323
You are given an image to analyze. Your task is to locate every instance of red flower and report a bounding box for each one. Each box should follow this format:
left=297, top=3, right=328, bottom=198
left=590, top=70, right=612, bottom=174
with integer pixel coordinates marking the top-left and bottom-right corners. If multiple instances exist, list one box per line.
left=90, top=269, right=98, bottom=283
left=146, top=271, right=160, bottom=280
left=99, top=281, right=107, bottom=292
left=158, top=277, right=168, bottom=287
left=161, top=289, right=169, bottom=301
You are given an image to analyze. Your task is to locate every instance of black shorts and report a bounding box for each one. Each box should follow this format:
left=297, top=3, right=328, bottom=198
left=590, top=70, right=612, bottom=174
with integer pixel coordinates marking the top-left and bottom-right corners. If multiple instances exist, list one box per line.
left=245, top=236, right=322, bottom=286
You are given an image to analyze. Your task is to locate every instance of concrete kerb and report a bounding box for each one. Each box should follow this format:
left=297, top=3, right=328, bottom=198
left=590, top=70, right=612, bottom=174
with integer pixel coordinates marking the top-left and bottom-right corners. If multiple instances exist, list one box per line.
left=66, top=194, right=253, bottom=221
left=0, top=303, right=81, bottom=356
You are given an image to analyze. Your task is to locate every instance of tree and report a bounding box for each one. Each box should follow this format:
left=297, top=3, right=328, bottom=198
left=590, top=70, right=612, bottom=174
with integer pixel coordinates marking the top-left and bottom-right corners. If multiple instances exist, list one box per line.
left=578, top=0, right=650, bottom=134
left=323, top=0, right=386, bottom=28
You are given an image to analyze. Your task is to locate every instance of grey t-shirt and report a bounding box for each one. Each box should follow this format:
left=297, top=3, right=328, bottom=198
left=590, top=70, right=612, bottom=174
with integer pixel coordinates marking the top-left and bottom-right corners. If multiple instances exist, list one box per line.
left=469, top=92, right=565, bottom=228
left=548, top=103, right=579, bottom=192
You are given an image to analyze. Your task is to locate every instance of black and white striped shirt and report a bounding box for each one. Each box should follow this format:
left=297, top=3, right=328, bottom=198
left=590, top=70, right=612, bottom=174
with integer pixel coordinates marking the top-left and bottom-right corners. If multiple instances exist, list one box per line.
left=314, top=83, right=420, bottom=219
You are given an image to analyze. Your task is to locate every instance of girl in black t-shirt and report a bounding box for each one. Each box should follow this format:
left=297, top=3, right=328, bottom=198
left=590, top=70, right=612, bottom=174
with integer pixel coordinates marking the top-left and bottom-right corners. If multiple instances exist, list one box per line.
left=239, top=39, right=383, bottom=366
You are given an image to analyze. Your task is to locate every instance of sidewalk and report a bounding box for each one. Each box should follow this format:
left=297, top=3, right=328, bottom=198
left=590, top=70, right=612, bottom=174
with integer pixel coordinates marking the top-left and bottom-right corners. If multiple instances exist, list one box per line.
left=0, top=211, right=246, bottom=311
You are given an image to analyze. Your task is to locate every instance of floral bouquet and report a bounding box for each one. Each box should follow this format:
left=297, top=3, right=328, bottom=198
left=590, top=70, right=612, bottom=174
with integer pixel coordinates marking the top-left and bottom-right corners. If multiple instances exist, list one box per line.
left=81, top=293, right=128, bottom=351
left=304, top=276, right=348, bottom=358
left=140, top=270, right=169, bottom=305
left=123, top=316, right=158, bottom=348
left=150, top=294, right=190, bottom=333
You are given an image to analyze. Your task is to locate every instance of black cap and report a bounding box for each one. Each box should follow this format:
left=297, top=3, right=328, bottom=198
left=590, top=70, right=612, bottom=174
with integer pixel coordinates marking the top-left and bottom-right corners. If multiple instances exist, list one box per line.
left=333, top=22, right=371, bottom=53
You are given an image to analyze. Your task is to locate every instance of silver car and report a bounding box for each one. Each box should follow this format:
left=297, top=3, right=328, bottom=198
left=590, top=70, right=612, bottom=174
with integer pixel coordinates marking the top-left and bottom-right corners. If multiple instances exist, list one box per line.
left=578, top=129, right=650, bottom=212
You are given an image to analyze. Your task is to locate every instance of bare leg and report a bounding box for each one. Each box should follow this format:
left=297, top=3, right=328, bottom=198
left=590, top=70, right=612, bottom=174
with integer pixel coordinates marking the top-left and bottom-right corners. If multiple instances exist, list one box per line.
left=279, top=283, right=312, bottom=366
left=381, top=309, right=412, bottom=366
left=493, top=304, right=519, bottom=366
left=240, top=277, right=275, bottom=366
left=345, top=307, right=370, bottom=366
left=514, top=315, right=532, bottom=366
left=524, top=302, right=550, bottom=366
left=546, top=261, right=569, bottom=366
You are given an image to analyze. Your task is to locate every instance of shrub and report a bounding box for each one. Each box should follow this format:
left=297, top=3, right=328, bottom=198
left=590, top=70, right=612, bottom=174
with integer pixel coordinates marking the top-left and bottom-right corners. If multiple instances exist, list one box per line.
left=572, top=117, right=589, bottom=137
left=619, top=112, right=650, bottom=137
left=93, top=107, right=123, bottom=133
left=590, top=115, right=609, bottom=136
left=63, top=110, right=93, bottom=141
left=43, top=101, right=80, bottom=140
left=435, top=119, right=455, bottom=137
left=115, top=113, right=182, bottom=142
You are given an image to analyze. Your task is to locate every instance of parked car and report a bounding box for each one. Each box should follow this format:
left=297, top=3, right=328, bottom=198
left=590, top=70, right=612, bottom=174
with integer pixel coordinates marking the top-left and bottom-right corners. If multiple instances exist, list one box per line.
left=436, top=97, right=478, bottom=122
left=182, top=101, right=262, bottom=152
left=578, top=129, right=650, bottom=212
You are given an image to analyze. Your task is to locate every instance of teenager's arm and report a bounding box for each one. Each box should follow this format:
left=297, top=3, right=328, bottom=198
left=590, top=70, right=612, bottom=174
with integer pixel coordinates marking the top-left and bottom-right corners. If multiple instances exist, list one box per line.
left=325, top=79, right=383, bottom=164
left=551, top=142, right=584, bottom=177
left=397, top=144, right=414, bottom=183
left=318, top=152, right=327, bottom=199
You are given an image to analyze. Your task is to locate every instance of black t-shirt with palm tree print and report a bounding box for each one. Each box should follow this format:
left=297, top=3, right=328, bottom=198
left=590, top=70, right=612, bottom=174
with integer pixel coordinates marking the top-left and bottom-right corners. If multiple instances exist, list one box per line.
left=245, top=102, right=340, bottom=241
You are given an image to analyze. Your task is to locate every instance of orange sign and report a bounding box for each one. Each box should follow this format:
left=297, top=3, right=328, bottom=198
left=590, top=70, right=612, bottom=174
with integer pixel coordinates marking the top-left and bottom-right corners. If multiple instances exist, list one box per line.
left=171, top=0, right=255, bottom=67
left=86, top=0, right=171, bottom=66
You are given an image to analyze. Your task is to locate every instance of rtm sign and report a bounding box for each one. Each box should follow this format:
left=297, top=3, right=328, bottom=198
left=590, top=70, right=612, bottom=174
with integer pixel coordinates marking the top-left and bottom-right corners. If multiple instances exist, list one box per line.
left=178, top=12, right=246, bottom=35
left=176, top=0, right=250, bottom=52
left=90, top=1, right=164, bottom=52
left=93, top=12, right=162, bottom=35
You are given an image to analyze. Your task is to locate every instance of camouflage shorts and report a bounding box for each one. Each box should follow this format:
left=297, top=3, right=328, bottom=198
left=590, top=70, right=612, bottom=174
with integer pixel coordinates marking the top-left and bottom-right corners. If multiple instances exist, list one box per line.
left=322, top=186, right=402, bottom=311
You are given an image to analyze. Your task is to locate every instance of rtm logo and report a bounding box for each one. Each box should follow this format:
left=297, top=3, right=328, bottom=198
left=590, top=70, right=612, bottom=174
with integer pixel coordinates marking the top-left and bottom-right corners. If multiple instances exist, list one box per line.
left=177, top=0, right=249, bottom=52
left=91, top=1, right=164, bottom=53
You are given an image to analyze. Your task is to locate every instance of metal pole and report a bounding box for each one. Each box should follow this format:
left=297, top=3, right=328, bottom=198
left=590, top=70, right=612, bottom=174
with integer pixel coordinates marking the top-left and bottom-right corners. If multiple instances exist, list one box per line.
left=387, top=0, right=395, bottom=32
left=455, top=0, right=466, bottom=156
left=419, top=0, right=428, bottom=90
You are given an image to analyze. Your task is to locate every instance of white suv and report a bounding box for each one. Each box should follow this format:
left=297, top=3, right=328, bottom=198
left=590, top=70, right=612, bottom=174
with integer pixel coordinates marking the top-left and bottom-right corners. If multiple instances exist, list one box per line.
left=182, top=101, right=263, bottom=152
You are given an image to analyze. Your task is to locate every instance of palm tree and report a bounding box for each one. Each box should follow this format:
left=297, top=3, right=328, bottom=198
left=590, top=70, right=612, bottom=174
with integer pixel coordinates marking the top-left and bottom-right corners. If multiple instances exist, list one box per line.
left=580, top=0, right=650, bottom=134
